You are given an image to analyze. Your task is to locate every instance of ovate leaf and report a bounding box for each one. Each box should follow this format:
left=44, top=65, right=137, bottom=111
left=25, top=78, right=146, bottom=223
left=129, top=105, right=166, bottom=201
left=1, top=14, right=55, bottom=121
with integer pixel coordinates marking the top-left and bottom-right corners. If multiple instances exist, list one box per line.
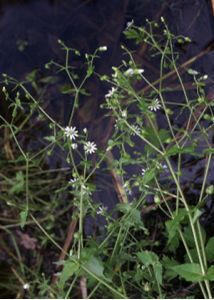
left=206, top=237, right=214, bottom=262
left=171, top=263, right=203, bottom=282
left=166, top=209, right=187, bottom=243
left=58, top=261, right=79, bottom=290
left=85, top=256, right=108, bottom=280
left=205, top=266, right=214, bottom=281
left=137, top=251, right=158, bottom=266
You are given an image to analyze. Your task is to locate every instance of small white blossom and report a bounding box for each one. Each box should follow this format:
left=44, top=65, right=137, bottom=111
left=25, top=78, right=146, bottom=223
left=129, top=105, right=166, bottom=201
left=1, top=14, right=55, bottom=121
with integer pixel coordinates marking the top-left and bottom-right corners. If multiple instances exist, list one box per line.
left=125, top=68, right=144, bottom=77
left=142, top=168, right=148, bottom=176
left=64, top=126, right=78, bottom=140
left=148, top=99, right=161, bottom=112
left=105, top=87, right=117, bottom=99
left=71, top=143, right=78, bottom=150
left=188, top=69, right=199, bottom=76
left=83, top=128, right=87, bottom=134
left=23, top=283, right=30, bottom=290
left=97, top=205, right=107, bottom=215
left=125, top=68, right=134, bottom=76
left=114, top=119, right=119, bottom=129
left=69, top=178, right=77, bottom=184
left=84, top=141, right=97, bottom=154
left=137, top=69, right=144, bottom=75
left=121, top=110, right=127, bottom=118
left=126, top=19, right=134, bottom=29
left=99, top=46, right=107, bottom=51
left=82, top=184, right=92, bottom=196
left=123, top=182, right=132, bottom=195
left=131, top=125, right=141, bottom=136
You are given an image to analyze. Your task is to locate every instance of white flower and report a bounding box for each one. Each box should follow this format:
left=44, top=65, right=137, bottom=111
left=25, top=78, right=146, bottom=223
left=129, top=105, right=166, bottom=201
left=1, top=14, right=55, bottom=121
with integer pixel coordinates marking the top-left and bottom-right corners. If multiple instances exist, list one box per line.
left=125, top=68, right=134, bottom=76
left=121, top=110, right=127, bottom=118
left=23, top=283, right=30, bottom=290
left=64, top=126, right=78, bottom=140
left=83, top=128, right=87, bottom=134
left=123, top=182, right=132, bottom=195
left=105, top=87, right=117, bottom=99
left=126, top=19, right=134, bottom=29
left=114, top=119, right=119, bottom=129
left=131, top=125, right=141, bottom=136
left=99, top=46, right=107, bottom=51
left=84, top=141, right=97, bottom=154
left=71, top=143, right=78, bottom=150
left=137, top=69, right=144, bottom=75
left=82, top=184, right=92, bottom=196
left=148, top=99, right=161, bottom=112
left=141, top=168, right=148, bottom=176
left=97, top=205, right=107, bottom=215
left=69, top=178, right=77, bottom=184
left=124, top=68, right=144, bottom=77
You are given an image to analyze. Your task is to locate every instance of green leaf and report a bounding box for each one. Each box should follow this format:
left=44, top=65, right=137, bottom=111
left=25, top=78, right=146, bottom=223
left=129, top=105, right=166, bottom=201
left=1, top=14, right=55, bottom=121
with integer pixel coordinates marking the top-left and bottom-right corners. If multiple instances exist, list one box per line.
left=40, top=76, right=59, bottom=84
left=183, top=224, right=206, bottom=249
left=184, top=248, right=198, bottom=263
left=205, top=266, right=214, bottom=281
left=158, top=129, right=171, bottom=143
left=206, top=237, right=214, bottom=262
left=137, top=251, right=158, bottom=266
left=165, top=144, right=196, bottom=157
left=203, top=148, right=214, bottom=155
left=162, top=256, right=178, bottom=281
left=87, top=65, right=94, bottom=77
left=20, top=209, right=28, bottom=229
left=84, top=256, right=108, bottom=280
left=138, top=251, right=162, bottom=285
left=154, top=262, right=163, bottom=285
left=58, top=260, right=79, bottom=289
left=166, top=209, right=187, bottom=243
left=206, top=185, right=214, bottom=195
left=9, top=171, right=25, bottom=195
left=171, top=263, right=203, bottom=282
left=143, top=169, right=155, bottom=184
left=192, top=209, right=202, bottom=224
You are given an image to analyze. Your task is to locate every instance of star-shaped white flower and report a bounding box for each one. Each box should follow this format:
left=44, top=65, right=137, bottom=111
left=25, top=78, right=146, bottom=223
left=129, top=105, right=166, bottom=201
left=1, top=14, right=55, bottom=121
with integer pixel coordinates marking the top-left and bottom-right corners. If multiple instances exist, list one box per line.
left=84, top=141, right=97, bottom=154
left=148, top=99, right=161, bottom=112
left=105, top=87, right=117, bottom=99
left=64, top=126, right=78, bottom=140
left=97, top=205, right=107, bottom=215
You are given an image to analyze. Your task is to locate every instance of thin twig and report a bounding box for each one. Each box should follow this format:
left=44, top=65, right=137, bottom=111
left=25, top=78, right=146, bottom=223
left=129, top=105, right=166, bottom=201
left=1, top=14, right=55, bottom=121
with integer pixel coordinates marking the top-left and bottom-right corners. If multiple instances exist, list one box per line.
left=106, top=151, right=128, bottom=204
left=51, top=217, right=78, bottom=285
left=80, top=277, right=87, bottom=299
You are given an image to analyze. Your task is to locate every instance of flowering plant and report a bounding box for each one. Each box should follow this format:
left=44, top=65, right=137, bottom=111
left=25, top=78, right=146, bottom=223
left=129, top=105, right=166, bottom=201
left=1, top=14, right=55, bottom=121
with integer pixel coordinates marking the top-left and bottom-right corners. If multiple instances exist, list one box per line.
left=0, top=18, right=214, bottom=299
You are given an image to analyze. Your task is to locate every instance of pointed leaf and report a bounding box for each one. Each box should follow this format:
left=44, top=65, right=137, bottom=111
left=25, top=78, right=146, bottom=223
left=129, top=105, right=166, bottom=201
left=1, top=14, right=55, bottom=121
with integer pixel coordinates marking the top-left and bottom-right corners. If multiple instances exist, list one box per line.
left=171, top=263, right=203, bottom=282
left=205, top=266, right=214, bottom=281
left=206, top=237, right=214, bottom=262
left=58, top=261, right=79, bottom=289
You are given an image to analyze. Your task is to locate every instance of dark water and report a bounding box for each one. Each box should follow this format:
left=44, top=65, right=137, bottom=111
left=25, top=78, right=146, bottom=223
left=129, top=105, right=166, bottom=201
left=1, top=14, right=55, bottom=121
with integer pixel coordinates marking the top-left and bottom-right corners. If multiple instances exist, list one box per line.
left=0, top=0, right=214, bottom=220
left=0, top=1, right=214, bottom=295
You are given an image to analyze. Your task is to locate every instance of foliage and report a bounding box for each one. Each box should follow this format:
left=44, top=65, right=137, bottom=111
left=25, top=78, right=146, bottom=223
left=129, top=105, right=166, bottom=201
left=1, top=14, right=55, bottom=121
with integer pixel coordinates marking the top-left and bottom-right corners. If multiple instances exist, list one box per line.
left=0, top=18, right=214, bottom=299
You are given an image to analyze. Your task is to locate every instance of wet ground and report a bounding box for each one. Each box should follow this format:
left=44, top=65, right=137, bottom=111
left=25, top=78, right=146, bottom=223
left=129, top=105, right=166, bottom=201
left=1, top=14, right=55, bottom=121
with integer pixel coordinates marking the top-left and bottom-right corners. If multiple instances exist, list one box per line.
left=0, top=0, right=214, bottom=296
